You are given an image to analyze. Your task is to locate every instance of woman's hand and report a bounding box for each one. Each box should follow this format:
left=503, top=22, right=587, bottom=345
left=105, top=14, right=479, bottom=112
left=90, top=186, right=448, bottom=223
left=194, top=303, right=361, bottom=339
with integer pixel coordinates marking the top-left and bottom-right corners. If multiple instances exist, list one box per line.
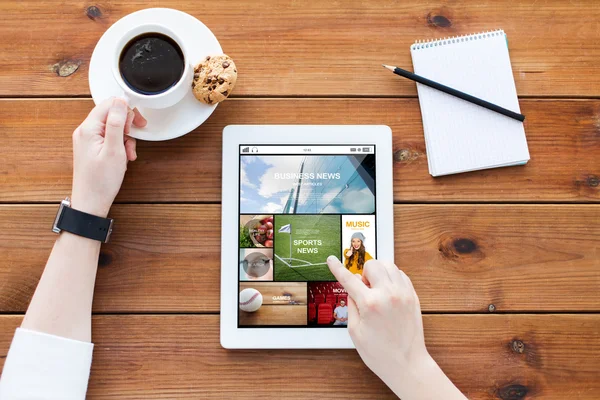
left=71, top=98, right=146, bottom=217
left=326, top=256, right=466, bottom=400
left=346, top=249, right=353, bottom=257
left=327, top=256, right=428, bottom=379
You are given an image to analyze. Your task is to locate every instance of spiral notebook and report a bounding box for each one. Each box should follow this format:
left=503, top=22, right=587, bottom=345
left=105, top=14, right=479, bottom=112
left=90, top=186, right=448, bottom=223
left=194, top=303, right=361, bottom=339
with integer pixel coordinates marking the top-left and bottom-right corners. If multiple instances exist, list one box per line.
left=410, top=30, right=530, bottom=177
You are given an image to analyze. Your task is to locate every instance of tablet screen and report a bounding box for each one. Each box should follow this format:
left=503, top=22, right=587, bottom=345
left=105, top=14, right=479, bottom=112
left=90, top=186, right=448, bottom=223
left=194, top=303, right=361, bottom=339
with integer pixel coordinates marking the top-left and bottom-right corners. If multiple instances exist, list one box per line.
left=238, top=145, right=376, bottom=328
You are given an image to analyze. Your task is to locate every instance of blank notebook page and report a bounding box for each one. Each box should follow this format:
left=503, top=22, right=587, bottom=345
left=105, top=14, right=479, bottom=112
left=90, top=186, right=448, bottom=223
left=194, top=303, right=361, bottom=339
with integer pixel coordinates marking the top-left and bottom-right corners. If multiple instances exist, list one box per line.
left=410, top=30, right=529, bottom=176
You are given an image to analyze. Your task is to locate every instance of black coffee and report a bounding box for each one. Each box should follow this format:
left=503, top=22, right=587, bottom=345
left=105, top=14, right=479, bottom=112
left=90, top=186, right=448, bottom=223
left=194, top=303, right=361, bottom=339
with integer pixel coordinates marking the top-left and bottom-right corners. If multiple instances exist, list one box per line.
left=119, top=33, right=184, bottom=95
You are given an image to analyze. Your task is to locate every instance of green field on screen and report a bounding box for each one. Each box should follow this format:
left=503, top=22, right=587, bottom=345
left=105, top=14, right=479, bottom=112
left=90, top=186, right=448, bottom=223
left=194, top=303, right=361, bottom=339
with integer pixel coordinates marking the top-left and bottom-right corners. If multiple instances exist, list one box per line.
left=273, top=215, right=340, bottom=281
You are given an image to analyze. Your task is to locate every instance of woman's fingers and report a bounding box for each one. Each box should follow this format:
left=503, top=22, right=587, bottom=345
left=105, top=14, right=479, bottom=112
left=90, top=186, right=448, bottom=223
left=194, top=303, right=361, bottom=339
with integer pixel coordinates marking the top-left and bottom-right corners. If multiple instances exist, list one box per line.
left=124, top=136, right=137, bottom=161
left=103, top=99, right=128, bottom=150
left=124, top=110, right=135, bottom=135
left=398, top=269, right=416, bottom=292
left=362, top=259, right=391, bottom=288
left=85, top=97, right=114, bottom=126
left=346, top=295, right=360, bottom=333
left=124, top=107, right=146, bottom=135
left=357, top=273, right=371, bottom=288
left=327, top=256, right=367, bottom=304
left=380, top=260, right=405, bottom=286
left=132, top=108, right=147, bottom=127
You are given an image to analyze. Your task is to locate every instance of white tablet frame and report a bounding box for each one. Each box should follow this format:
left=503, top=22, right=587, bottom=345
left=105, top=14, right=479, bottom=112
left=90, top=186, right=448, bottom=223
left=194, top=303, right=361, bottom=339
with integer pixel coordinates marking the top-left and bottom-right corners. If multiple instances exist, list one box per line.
left=221, top=125, right=394, bottom=349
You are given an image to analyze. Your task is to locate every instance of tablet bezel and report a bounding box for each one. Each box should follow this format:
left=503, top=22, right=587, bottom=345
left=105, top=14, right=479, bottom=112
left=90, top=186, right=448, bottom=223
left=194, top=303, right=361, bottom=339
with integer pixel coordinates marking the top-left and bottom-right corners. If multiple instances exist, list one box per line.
left=221, top=125, right=394, bottom=349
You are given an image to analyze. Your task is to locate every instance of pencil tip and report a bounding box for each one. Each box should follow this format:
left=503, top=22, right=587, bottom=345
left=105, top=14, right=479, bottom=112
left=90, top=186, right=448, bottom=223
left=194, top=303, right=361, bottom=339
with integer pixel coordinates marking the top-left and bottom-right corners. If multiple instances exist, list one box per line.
left=382, top=64, right=395, bottom=71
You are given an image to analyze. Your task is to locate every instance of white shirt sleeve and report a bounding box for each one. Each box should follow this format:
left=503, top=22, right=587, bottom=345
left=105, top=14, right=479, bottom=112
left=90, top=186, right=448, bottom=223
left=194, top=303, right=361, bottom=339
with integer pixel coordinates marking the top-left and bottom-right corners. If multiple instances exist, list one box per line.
left=0, top=328, right=93, bottom=400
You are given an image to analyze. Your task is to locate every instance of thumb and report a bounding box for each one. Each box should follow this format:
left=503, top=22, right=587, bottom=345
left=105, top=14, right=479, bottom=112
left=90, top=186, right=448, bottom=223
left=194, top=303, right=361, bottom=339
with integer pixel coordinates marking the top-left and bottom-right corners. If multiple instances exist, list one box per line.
left=104, top=98, right=128, bottom=150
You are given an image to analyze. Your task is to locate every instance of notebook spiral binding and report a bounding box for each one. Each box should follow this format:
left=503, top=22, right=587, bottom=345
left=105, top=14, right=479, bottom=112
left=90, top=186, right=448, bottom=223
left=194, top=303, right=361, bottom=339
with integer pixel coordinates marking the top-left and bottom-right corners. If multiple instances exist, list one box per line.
left=411, top=29, right=505, bottom=51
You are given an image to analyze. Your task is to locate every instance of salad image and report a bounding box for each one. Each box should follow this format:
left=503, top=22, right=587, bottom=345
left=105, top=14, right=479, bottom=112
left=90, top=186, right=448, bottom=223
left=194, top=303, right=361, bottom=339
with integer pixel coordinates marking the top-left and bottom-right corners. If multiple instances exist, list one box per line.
left=240, top=215, right=273, bottom=248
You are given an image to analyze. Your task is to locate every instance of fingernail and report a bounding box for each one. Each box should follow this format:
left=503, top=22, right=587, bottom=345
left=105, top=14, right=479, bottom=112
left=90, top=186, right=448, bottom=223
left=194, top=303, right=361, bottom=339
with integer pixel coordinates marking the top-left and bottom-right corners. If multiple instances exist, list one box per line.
left=327, top=255, right=339, bottom=263
left=112, top=97, right=127, bottom=110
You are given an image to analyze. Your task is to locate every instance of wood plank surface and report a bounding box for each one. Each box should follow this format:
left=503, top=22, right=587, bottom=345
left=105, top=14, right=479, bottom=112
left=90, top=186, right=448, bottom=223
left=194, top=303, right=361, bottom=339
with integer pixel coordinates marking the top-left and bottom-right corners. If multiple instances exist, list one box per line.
left=1, top=1, right=598, bottom=399
left=1, top=99, right=598, bottom=203
left=1, top=314, right=598, bottom=399
left=1, top=204, right=597, bottom=313
left=0, top=1, right=599, bottom=97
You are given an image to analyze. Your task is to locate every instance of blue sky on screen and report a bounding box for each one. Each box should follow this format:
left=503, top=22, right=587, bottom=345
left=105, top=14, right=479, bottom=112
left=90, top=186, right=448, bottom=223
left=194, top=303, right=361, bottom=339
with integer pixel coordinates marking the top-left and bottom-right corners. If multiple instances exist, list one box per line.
left=240, top=155, right=374, bottom=214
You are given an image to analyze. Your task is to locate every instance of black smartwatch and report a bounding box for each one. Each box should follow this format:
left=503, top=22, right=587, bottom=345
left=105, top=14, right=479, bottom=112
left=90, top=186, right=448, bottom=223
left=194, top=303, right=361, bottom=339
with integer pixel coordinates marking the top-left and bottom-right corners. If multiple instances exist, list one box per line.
left=52, top=197, right=113, bottom=243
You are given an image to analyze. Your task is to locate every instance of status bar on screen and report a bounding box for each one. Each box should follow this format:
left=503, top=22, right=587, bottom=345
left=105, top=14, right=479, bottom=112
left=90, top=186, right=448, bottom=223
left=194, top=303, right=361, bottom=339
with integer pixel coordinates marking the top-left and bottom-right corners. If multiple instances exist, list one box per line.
left=239, top=145, right=374, bottom=155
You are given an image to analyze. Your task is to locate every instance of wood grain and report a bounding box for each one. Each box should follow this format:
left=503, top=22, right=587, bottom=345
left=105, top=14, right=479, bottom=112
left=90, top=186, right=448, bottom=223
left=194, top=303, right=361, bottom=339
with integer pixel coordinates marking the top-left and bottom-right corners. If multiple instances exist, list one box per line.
left=0, top=314, right=598, bottom=399
left=0, top=204, right=597, bottom=313
left=0, top=1, right=599, bottom=97
left=396, top=204, right=600, bottom=312
left=1, top=2, right=598, bottom=398
left=1, top=99, right=598, bottom=203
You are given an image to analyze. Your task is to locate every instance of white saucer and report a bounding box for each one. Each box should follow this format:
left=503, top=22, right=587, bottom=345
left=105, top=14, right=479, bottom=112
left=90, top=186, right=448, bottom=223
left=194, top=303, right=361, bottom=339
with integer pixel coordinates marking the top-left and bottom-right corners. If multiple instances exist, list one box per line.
left=89, top=8, right=222, bottom=141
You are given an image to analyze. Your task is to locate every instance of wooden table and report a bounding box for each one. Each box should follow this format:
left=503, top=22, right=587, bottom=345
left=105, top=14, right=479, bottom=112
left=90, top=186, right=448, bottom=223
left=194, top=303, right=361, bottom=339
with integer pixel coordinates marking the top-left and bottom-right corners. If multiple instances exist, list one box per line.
left=1, top=1, right=599, bottom=398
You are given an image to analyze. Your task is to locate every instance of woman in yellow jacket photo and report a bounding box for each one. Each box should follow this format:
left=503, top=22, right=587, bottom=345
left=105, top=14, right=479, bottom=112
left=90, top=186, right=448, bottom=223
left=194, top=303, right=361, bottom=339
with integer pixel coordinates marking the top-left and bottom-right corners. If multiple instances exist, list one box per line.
left=343, top=232, right=373, bottom=274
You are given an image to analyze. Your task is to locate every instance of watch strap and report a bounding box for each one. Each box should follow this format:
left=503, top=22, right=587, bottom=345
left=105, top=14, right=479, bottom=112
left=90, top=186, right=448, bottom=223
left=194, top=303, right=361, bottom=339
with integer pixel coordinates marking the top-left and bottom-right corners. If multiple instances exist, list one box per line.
left=57, top=206, right=113, bottom=243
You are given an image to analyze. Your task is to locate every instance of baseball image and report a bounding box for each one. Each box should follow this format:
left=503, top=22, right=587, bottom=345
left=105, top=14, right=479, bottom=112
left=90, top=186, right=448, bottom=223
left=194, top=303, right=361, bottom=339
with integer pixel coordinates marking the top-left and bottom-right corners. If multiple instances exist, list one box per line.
left=239, top=288, right=263, bottom=312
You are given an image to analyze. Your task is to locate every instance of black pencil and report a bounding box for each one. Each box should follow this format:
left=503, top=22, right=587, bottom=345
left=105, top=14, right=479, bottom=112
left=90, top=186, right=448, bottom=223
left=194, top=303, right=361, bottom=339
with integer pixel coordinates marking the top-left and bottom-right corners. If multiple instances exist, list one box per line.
left=382, top=64, right=525, bottom=122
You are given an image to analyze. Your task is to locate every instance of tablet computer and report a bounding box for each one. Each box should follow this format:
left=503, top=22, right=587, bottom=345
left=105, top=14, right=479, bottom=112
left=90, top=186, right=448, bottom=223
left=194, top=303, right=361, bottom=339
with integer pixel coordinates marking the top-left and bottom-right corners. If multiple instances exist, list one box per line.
left=221, top=125, right=394, bottom=348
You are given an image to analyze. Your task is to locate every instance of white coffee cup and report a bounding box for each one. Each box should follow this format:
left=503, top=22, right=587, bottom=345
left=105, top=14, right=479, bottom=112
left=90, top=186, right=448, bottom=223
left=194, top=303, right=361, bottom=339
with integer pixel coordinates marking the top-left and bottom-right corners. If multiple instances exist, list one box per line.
left=112, top=23, right=192, bottom=109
